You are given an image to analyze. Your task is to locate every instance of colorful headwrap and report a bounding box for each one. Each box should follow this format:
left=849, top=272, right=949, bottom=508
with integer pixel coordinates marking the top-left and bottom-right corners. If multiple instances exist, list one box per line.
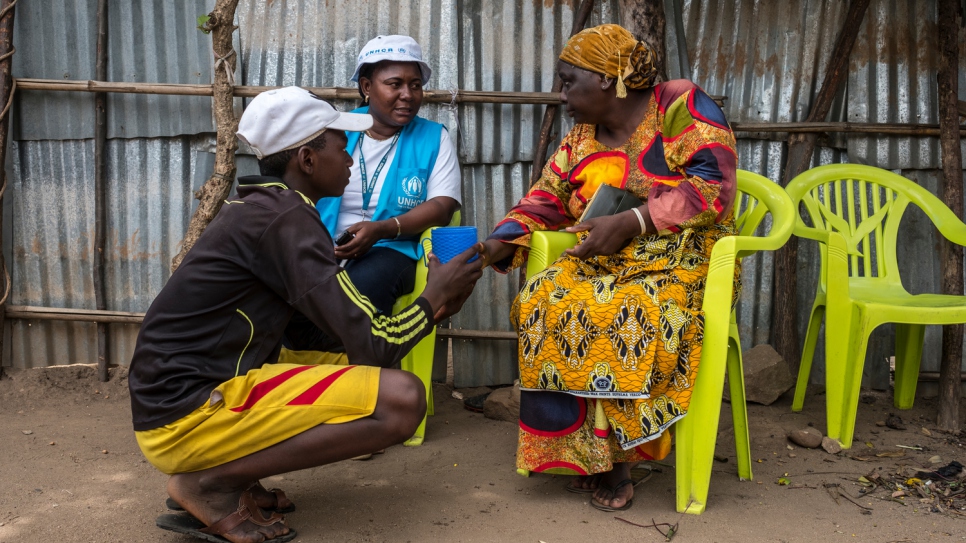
left=558, top=24, right=659, bottom=98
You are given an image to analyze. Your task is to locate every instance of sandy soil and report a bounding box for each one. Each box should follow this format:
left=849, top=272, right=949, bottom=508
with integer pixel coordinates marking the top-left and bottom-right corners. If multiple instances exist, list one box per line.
left=0, top=364, right=964, bottom=543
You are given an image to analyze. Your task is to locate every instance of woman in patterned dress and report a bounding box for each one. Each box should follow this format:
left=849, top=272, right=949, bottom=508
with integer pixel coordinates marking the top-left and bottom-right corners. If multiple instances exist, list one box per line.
left=479, top=24, right=738, bottom=512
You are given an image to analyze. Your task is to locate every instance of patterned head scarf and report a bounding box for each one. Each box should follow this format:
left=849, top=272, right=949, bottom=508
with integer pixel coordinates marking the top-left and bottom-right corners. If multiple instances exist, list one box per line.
left=558, top=24, right=658, bottom=98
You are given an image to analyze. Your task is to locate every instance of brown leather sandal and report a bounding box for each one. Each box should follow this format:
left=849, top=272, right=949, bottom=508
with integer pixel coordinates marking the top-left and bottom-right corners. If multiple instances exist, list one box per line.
left=166, top=483, right=295, bottom=514
left=156, top=490, right=297, bottom=543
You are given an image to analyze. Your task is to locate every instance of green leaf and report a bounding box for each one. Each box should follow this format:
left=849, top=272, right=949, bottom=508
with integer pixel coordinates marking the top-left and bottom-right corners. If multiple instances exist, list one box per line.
left=777, top=477, right=790, bottom=486
left=197, top=14, right=211, bottom=34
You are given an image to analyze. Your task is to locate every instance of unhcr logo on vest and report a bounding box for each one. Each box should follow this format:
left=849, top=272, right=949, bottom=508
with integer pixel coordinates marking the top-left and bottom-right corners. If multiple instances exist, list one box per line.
left=397, top=175, right=425, bottom=209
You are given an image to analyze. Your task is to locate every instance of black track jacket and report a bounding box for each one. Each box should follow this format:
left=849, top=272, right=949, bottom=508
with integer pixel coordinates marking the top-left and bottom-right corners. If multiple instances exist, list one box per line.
left=128, top=176, right=434, bottom=431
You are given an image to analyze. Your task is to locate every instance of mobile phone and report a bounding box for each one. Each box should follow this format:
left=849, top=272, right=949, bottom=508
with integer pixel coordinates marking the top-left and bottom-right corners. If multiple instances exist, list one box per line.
left=335, top=230, right=355, bottom=246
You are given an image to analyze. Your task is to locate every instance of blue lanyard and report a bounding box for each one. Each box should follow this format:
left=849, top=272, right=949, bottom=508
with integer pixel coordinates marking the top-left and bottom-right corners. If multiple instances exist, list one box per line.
left=358, top=131, right=400, bottom=215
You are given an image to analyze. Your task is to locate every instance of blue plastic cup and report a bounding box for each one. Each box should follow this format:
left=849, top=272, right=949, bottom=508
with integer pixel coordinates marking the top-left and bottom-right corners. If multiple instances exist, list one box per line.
left=428, top=226, right=479, bottom=264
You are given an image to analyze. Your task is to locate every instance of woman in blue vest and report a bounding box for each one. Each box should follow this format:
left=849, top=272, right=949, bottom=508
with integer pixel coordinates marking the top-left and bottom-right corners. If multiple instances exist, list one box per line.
left=285, top=35, right=461, bottom=353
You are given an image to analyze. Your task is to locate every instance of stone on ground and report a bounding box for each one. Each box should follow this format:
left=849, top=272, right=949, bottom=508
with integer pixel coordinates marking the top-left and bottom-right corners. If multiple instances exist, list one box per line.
left=483, top=383, right=520, bottom=423
left=821, top=436, right=842, bottom=454
left=788, top=427, right=824, bottom=449
left=724, top=344, right=795, bottom=405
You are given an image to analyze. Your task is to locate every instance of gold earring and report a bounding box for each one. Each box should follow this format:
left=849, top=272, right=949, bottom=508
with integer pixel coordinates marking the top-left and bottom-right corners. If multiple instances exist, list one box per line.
left=364, top=95, right=369, bottom=103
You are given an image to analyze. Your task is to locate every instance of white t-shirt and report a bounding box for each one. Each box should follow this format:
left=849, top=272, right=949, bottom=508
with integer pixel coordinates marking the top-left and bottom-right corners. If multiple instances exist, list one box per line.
left=336, top=129, right=462, bottom=235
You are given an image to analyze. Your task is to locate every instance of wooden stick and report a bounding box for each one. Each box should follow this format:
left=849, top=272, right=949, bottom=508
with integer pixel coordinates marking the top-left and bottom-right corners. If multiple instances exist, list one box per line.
left=3, top=306, right=519, bottom=341
left=15, top=78, right=570, bottom=104
left=15, top=78, right=961, bottom=134
left=6, top=306, right=146, bottom=324
left=0, top=0, right=16, bottom=371
left=772, top=0, right=871, bottom=368
left=916, top=371, right=966, bottom=382
left=436, top=328, right=517, bottom=340
left=170, top=0, right=240, bottom=271
left=936, top=0, right=963, bottom=433
left=731, top=121, right=966, bottom=136
left=531, top=0, right=596, bottom=185
left=93, top=0, right=109, bottom=381
left=525, top=0, right=595, bottom=291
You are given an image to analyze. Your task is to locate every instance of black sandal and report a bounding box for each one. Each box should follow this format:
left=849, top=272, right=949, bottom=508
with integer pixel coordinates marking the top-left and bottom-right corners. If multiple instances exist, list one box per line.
left=590, top=478, right=634, bottom=512
left=565, top=473, right=602, bottom=494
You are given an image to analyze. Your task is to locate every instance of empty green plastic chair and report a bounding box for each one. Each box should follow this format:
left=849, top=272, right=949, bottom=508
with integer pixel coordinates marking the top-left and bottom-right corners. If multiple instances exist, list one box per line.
left=788, top=164, right=966, bottom=449
left=521, top=170, right=794, bottom=514
left=392, top=211, right=461, bottom=446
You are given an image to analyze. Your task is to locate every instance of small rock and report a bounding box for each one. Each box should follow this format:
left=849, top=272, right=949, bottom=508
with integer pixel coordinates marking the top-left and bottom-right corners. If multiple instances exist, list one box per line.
left=875, top=421, right=886, bottom=427
left=724, top=345, right=794, bottom=405
left=788, top=427, right=823, bottom=449
left=885, top=414, right=906, bottom=431
left=22, top=430, right=32, bottom=435
left=821, top=436, right=842, bottom=455
left=788, top=453, right=797, bottom=458
left=483, top=384, right=520, bottom=423
left=860, top=393, right=876, bottom=404
left=921, top=427, right=932, bottom=437
left=101, top=450, right=108, bottom=454
left=929, top=455, right=943, bottom=465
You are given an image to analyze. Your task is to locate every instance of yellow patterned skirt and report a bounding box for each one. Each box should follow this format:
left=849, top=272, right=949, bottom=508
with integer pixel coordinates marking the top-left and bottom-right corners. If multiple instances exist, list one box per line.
left=512, top=226, right=737, bottom=474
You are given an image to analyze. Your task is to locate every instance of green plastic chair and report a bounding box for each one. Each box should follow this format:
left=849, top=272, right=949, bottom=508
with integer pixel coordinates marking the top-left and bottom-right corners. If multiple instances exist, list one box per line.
left=788, top=164, right=966, bottom=449
left=392, top=210, right=461, bottom=446
left=521, top=170, right=795, bottom=514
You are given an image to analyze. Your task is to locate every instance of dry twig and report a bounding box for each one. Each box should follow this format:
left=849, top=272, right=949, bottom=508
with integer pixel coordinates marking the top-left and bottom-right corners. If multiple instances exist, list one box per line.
left=615, top=517, right=678, bottom=541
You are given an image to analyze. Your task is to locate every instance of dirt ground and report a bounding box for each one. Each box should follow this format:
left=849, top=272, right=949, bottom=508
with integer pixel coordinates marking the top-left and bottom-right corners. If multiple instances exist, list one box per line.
left=0, top=364, right=964, bottom=543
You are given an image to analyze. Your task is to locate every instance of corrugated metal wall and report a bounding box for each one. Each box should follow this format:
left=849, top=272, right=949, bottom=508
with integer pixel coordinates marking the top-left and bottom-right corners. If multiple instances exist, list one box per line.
left=7, top=0, right=217, bottom=370
left=4, top=0, right=966, bottom=393
left=684, top=0, right=966, bottom=390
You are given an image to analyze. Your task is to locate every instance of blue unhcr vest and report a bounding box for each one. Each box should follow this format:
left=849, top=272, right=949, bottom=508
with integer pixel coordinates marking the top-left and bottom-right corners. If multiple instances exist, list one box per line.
left=317, top=108, right=443, bottom=260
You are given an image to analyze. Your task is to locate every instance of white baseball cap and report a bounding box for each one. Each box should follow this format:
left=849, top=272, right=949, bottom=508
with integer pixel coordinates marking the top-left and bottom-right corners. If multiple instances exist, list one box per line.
left=351, top=35, right=432, bottom=84
left=237, top=86, right=373, bottom=159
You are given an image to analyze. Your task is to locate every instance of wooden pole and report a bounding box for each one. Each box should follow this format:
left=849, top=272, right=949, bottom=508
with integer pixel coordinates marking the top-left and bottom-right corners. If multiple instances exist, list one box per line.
left=170, top=0, right=240, bottom=272
left=13, top=79, right=579, bottom=104
left=771, top=0, right=871, bottom=368
left=0, top=0, right=16, bottom=374
left=93, top=0, right=109, bottom=382
left=3, top=305, right=519, bottom=340
left=618, top=0, right=668, bottom=82
left=936, top=0, right=963, bottom=431
left=524, top=0, right=595, bottom=290
left=530, top=0, right=596, bottom=185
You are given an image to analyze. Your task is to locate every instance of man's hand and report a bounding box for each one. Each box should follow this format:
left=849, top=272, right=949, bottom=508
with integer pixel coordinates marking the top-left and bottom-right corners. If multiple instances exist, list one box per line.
left=422, top=243, right=485, bottom=322
left=564, top=211, right=642, bottom=259
left=334, top=220, right=392, bottom=260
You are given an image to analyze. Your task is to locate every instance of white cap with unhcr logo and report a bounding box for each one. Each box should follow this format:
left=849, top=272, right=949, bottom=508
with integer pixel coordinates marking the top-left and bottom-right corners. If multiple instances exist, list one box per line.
left=237, top=86, right=372, bottom=159
left=351, top=35, right=432, bottom=84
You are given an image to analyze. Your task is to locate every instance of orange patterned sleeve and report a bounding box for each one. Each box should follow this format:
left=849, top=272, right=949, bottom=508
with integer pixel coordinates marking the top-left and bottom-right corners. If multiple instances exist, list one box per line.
left=486, top=128, right=585, bottom=273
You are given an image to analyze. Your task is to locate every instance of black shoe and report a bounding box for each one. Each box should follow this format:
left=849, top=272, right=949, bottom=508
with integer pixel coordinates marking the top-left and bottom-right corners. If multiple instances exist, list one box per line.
left=463, top=392, right=490, bottom=413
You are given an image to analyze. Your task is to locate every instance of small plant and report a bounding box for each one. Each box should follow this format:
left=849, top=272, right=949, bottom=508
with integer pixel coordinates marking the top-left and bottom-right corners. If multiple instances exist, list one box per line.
left=197, top=14, right=212, bottom=34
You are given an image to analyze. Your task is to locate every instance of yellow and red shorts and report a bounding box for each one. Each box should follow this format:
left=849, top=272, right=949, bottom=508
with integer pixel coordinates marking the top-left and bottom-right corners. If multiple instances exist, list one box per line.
left=136, top=351, right=378, bottom=474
